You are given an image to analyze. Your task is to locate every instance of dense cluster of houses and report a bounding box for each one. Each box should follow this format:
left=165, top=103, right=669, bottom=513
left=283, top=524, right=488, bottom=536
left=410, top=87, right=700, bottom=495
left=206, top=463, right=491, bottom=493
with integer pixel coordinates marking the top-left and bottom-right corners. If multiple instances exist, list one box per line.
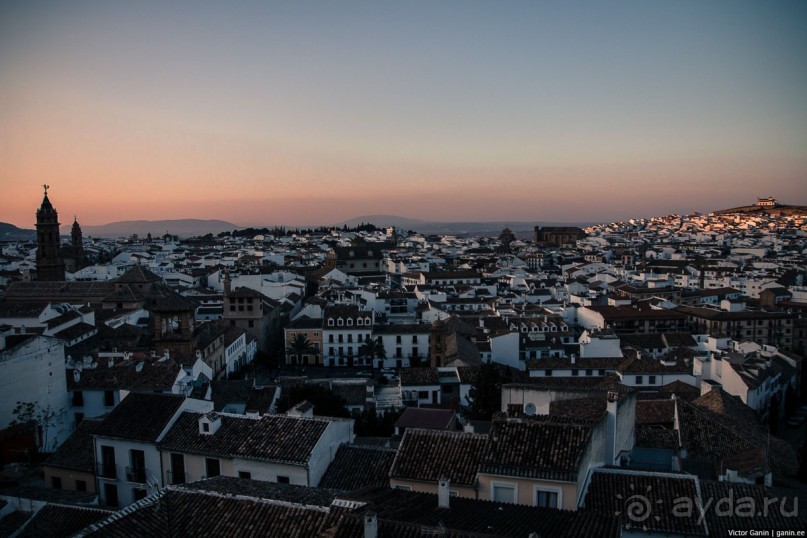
left=1, top=192, right=806, bottom=535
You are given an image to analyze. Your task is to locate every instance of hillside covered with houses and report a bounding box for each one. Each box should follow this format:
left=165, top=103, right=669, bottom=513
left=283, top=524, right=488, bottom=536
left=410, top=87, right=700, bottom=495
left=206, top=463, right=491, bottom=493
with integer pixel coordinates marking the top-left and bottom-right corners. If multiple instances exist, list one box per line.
left=1, top=192, right=807, bottom=536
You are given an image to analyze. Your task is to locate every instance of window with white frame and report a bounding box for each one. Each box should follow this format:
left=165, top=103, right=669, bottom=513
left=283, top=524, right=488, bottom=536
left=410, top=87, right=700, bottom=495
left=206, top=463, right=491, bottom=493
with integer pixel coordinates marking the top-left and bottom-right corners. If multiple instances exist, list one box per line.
left=491, top=482, right=516, bottom=504
left=534, top=486, right=561, bottom=508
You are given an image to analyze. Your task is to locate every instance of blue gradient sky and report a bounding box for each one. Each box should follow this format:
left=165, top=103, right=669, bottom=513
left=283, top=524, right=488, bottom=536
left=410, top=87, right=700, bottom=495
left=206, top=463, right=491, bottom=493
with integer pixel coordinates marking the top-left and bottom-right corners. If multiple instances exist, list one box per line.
left=2, top=1, right=806, bottom=227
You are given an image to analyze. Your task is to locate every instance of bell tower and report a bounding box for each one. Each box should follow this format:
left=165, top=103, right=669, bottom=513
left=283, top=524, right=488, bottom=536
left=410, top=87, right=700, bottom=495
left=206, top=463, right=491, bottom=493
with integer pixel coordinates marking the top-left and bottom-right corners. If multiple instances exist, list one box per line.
left=35, top=184, right=66, bottom=281
left=71, top=216, right=85, bottom=268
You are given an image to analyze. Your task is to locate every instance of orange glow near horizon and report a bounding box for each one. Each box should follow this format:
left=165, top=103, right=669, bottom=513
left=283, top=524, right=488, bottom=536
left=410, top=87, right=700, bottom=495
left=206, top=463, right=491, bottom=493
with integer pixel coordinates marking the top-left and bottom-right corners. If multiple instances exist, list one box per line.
left=2, top=2, right=806, bottom=229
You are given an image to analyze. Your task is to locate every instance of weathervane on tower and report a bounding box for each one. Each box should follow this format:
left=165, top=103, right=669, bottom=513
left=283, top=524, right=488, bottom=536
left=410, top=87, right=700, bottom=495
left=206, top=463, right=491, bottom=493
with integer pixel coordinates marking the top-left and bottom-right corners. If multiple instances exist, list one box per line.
left=43, top=184, right=49, bottom=196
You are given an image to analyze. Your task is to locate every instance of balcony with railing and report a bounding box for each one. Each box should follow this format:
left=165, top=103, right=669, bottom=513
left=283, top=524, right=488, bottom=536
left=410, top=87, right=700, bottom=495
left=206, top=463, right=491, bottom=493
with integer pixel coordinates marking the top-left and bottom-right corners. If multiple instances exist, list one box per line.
left=167, top=470, right=188, bottom=485
left=96, top=462, right=118, bottom=480
left=125, top=466, right=148, bottom=484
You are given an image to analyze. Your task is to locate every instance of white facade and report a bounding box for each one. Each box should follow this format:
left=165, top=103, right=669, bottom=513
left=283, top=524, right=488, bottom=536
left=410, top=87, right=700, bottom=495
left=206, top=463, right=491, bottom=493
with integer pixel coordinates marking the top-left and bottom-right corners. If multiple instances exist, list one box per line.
left=0, top=336, right=70, bottom=451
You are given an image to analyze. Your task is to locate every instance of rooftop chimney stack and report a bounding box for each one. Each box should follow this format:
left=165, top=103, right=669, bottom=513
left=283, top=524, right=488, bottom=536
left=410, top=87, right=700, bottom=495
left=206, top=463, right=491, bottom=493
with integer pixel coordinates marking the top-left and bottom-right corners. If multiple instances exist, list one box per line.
left=438, top=477, right=451, bottom=509
left=363, top=511, right=378, bottom=538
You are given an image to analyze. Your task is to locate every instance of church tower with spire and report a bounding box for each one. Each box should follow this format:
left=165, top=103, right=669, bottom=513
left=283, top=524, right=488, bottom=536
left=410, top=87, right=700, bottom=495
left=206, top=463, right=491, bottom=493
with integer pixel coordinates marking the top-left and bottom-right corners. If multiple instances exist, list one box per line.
left=35, top=185, right=66, bottom=281
left=71, top=216, right=84, bottom=269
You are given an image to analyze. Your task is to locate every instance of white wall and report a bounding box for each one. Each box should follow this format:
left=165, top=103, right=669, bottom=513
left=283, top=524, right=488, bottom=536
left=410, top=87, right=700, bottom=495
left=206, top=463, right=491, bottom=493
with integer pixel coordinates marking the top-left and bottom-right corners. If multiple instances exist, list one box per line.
left=0, top=336, right=70, bottom=450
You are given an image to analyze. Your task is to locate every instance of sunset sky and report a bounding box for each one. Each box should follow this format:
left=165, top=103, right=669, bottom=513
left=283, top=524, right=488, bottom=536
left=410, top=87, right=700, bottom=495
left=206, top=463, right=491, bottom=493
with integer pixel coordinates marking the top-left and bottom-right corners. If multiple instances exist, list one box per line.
left=2, top=1, right=806, bottom=229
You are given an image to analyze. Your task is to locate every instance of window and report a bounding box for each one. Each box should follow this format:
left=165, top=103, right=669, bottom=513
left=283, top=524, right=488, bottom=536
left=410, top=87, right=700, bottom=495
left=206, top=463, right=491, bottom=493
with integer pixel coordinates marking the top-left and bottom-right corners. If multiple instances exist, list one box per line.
left=277, top=476, right=290, bottom=484
left=205, top=458, right=221, bottom=478
left=534, top=488, right=560, bottom=508
left=75, top=412, right=84, bottom=425
left=104, top=390, right=115, bottom=407
left=396, top=335, right=402, bottom=344
left=585, top=369, right=593, bottom=376
left=347, top=318, right=353, bottom=326
left=395, top=484, right=412, bottom=491
left=572, top=370, right=579, bottom=377
left=635, top=375, right=643, bottom=385
left=412, top=335, right=418, bottom=343
left=104, top=483, right=119, bottom=508
left=72, top=391, right=84, bottom=406
left=202, top=422, right=210, bottom=433
left=75, top=480, right=87, bottom=492
left=648, top=375, right=657, bottom=385
left=238, top=471, right=251, bottom=479
left=248, top=320, right=254, bottom=328
left=418, top=391, right=428, bottom=399
left=328, top=319, right=334, bottom=326
left=51, top=476, right=62, bottom=489
left=545, top=369, right=552, bottom=377
left=337, top=318, right=344, bottom=326
left=492, top=483, right=516, bottom=504
left=329, top=334, right=334, bottom=343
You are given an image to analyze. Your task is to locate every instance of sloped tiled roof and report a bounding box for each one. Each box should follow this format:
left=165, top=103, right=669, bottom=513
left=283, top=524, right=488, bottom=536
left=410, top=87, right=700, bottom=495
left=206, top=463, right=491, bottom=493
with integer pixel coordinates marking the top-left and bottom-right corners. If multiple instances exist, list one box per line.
left=319, top=445, right=397, bottom=490
left=43, top=417, right=104, bottom=472
left=158, top=411, right=330, bottom=465
left=699, top=480, right=807, bottom=535
left=115, top=265, right=160, bottom=284
left=390, top=429, right=487, bottom=487
left=480, top=418, right=592, bottom=482
left=341, top=486, right=621, bottom=538
left=399, top=367, right=439, bottom=386
left=68, top=359, right=182, bottom=391
left=17, top=504, right=111, bottom=538
left=93, top=392, right=186, bottom=442
left=581, top=469, right=706, bottom=535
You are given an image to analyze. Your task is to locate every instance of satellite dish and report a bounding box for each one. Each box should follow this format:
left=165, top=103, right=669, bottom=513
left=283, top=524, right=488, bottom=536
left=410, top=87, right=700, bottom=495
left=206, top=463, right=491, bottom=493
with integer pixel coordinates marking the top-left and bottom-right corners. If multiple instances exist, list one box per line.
left=524, top=403, right=536, bottom=416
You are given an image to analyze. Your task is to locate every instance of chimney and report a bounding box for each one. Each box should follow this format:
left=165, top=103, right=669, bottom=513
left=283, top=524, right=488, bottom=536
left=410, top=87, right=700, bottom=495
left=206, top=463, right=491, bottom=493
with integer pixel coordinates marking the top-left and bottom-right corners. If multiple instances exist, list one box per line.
left=438, top=477, right=450, bottom=509
left=363, top=511, right=378, bottom=538
left=605, top=391, right=618, bottom=465
left=570, top=353, right=576, bottom=365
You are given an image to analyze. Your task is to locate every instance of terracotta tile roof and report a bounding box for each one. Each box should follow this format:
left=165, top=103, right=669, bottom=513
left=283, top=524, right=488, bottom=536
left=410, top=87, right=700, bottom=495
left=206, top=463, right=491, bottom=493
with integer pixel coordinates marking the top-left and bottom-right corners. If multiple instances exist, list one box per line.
left=581, top=468, right=707, bottom=535
left=341, top=486, right=621, bottom=538
left=67, top=359, right=182, bottom=391
left=699, top=481, right=807, bottom=535
left=93, top=392, right=186, bottom=442
left=180, top=476, right=341, bottom=507
left=319, top=445, right=397, bottom=490
left=82, top=488, right=336, bottom=537
left=390, top=429, right=487, bottom=487
left=635, top=425, right=680, bottom=449
left=158, top=411, right=330, bottom=465
left=480, top=418, right=592, bottom=482
left=635, top=399, right=676, bottom=425
left=114, top=265, right=160, bottom=284
left=43, top=417, right=104, bottom=472
left=399, top=367, right=439, bottom=386
left=17, top=504, right=112, bottom=538
left=548, top=397, right=606, bottom=421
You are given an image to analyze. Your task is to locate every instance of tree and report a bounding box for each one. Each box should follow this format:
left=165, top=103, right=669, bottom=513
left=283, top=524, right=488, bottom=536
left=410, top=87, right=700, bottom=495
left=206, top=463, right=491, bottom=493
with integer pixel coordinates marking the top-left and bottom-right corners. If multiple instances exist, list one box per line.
left=285, top=333, right=318, bottom=366
left=465, top=362, right=507, bottom=421
left=359, top=336, right=386, bottom=367
left=9, top=401, right=58, bottom=452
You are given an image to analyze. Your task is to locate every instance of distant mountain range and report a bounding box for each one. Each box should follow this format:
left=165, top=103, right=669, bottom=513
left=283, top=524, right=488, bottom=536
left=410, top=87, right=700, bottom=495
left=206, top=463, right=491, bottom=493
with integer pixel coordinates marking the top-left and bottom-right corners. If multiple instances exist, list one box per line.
left=0, top=222, right=36, bottom=241
left=65, top=219, right=240, bottom=238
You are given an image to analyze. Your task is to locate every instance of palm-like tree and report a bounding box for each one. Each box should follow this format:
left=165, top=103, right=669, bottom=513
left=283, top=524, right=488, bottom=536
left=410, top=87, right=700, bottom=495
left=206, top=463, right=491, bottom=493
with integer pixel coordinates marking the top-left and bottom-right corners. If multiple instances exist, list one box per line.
left=286, top=333, right=318, bottom=366
left=359, top=336, right=386, bottom=368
